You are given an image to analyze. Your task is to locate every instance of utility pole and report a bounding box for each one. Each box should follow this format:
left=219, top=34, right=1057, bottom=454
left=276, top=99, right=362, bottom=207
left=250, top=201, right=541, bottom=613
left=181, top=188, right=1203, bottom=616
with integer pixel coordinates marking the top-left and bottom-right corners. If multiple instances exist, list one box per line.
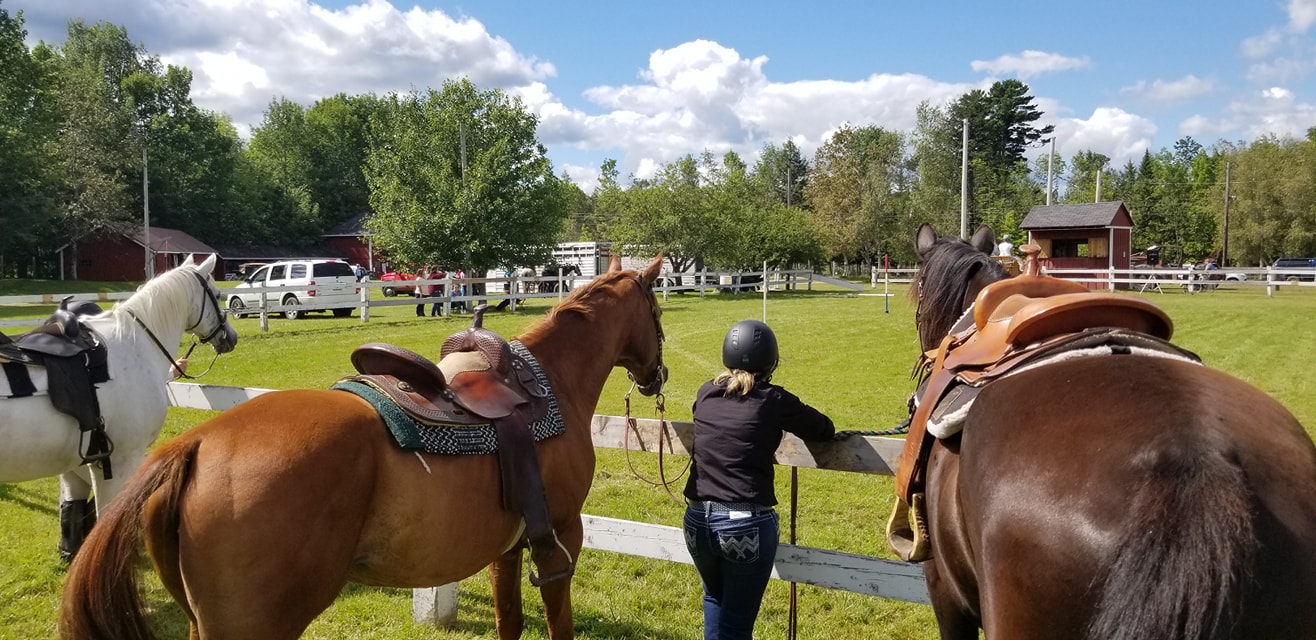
left=960, top=118, right=969, bottom=239
left=1045, top=137, right=1055, bottom=206
left=459, top=121, right=468, bottom=187
left=1095, top=167, right=1102, bottom=203
left=1223, top=161, right=1232, bottom=267
left=143, top=146, right=152, bottom=279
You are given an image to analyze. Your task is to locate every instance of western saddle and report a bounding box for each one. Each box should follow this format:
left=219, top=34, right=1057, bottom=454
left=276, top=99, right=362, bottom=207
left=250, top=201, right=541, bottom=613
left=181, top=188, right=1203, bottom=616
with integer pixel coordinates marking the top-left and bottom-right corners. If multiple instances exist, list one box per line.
left=0, top=297, right=114, bottom=475
left=887, top=246, right=1183, bottom=562
left=342, top=304, right=571, bottom=586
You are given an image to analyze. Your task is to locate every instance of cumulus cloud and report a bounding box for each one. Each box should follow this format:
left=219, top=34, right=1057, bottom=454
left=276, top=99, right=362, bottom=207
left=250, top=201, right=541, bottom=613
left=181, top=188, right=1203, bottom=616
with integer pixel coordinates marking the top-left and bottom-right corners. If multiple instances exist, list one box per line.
left=1242, top=0, right=1316, bottom=83
left=1289, top=0, right=1316, bottom=31
left=19, top=0, right=555, bottom=135
left=1121, top=75, right=1217, bottom=104
left=970, top=50, right=1090, bottom=79
left=1052, top=107, right=1158, bottom=167
left=1180, top=87, right=1316, bottom=141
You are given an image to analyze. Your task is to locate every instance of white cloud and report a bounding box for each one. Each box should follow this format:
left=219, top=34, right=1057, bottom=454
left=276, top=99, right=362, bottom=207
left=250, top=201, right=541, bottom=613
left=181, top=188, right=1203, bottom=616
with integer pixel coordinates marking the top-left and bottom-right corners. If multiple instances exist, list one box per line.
left=1121, top=75, right=1217, bottom=104
left=1289, top=0, right=1316, bottom=31
left=970, top=50, right=1090, bottom=79
left=1053, top=107, right=1158, bottom=167
left=28, top=0, right=556, bottom=135
left=1180, top=87, right=1316, bottom=141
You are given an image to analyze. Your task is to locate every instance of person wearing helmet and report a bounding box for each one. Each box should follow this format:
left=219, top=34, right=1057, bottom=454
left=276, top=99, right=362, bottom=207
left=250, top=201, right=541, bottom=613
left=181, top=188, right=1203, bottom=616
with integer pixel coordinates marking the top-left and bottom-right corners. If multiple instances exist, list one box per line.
left=683, top=319, right=835, bottom=640
left=995, top=233, right=1015, bottom=257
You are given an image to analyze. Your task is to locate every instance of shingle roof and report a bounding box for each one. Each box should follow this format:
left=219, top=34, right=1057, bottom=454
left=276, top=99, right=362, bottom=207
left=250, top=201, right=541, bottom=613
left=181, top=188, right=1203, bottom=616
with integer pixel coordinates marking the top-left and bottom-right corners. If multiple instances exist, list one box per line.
left=1020, top=201, right=1130, bottom=229
left=324, top=211, right=371, bottom=237
left=130, top=227, right=218, bottom=255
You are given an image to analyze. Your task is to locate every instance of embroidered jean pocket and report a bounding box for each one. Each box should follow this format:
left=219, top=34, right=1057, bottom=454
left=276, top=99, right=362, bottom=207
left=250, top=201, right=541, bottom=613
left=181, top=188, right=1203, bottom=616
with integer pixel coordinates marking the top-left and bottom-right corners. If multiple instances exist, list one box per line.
left=716, top=526, right=761, bottom=563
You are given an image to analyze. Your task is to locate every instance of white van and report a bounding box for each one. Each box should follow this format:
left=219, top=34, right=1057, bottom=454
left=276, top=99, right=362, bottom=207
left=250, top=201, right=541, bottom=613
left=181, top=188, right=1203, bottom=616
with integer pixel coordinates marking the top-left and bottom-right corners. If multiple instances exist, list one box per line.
left=227, top=259, right=360, bottom=319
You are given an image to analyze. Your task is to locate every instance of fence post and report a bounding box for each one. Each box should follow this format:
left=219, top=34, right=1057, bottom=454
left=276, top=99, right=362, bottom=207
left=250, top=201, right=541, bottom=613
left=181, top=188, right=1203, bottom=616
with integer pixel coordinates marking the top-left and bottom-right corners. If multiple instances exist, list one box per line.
left=360, top=282, right=370, bottom=323
left=413, top=585, right=459, bottom=628
left=259, top=289, right=269, bottom=333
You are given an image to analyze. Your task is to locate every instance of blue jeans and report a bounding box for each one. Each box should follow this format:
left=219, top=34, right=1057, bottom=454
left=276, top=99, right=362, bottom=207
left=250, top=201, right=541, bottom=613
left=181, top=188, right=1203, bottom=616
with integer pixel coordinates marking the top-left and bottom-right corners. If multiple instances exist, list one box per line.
left=684, top=504, right=779, bottom=640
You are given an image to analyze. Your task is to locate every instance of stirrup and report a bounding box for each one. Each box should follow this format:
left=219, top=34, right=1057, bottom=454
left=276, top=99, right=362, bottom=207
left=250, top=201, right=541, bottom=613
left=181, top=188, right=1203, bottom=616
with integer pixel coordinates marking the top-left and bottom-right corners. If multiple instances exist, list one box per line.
left=885, top=493, right=931, bottom=562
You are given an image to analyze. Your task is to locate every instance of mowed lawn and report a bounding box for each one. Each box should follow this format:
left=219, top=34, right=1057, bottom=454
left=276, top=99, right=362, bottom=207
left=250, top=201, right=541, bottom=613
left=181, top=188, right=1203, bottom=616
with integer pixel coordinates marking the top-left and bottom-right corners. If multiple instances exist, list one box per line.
left=3, top=281, right=1315, bottom=640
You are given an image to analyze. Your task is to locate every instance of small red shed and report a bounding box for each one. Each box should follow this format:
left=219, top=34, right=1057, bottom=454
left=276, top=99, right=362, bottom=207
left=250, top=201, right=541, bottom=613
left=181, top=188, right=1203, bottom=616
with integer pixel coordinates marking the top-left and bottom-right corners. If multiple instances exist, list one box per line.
left=1020, top=201, right=1135, bottom=290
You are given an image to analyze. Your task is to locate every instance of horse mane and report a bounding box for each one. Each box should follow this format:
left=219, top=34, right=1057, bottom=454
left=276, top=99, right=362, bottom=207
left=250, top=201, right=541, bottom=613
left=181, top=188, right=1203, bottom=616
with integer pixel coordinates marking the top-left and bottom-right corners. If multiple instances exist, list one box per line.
left=104, top=263, right=203, bottom=342
left=910, top=234, right=1008, bottom=349
left=518, top=270, right=639, bottom=344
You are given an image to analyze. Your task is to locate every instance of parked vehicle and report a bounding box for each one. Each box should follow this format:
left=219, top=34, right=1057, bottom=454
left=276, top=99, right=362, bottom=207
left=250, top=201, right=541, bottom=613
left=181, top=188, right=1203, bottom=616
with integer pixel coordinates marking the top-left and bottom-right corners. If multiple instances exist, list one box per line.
left=379, top=271, right=417, bottom=297
left=227, top=259, right=359, bottom=319
left=1273, top=257, right=1316, bottom=282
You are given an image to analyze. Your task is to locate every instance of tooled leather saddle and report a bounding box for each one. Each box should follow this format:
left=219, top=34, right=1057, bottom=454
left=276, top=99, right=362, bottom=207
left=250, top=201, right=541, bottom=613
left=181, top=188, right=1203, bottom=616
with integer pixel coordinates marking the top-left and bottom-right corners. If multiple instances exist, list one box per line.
left=0, top=297, right=115, bottom=475
left=887, top=247, right=1198, bottom=562
left=335, top=304, right=572, bottom=586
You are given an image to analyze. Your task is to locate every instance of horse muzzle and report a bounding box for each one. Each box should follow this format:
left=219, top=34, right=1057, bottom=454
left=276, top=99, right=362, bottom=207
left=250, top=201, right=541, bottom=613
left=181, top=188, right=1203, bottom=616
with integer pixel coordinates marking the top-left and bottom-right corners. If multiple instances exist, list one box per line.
left=634, top=363, right=667, bottom=396
left=210, top=325, right=239, bottom=354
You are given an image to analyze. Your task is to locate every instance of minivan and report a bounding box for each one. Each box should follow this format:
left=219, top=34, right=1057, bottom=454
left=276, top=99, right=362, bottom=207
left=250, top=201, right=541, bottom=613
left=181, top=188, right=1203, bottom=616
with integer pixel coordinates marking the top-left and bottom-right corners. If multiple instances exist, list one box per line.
left=1272, top=257, right=1316, bottom=282
left=227, top=259, right=360, bottom=319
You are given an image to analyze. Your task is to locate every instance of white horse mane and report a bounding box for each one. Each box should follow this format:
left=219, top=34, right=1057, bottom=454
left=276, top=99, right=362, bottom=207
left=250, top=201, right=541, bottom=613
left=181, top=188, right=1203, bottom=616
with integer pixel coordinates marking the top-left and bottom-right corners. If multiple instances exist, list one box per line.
left=103, top=257, right=211, bottom=342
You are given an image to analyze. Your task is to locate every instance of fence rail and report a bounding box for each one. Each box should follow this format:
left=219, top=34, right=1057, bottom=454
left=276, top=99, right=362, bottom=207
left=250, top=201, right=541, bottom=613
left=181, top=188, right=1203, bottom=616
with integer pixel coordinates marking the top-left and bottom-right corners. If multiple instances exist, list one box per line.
left=2, top=268, right=887, bottom=330
left=161, top=381, right=928, bottom=628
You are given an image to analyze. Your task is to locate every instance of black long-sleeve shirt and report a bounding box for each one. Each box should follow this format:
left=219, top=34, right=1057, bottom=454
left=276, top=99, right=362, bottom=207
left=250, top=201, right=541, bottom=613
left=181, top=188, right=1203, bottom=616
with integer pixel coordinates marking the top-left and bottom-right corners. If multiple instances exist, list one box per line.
left=683, top=378, right=835, bottom=507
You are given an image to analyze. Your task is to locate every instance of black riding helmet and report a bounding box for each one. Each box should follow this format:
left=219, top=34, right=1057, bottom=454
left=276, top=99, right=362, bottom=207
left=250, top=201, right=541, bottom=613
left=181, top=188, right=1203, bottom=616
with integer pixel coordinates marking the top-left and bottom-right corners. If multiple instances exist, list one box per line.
left=721, top=319, right=778, bottom=376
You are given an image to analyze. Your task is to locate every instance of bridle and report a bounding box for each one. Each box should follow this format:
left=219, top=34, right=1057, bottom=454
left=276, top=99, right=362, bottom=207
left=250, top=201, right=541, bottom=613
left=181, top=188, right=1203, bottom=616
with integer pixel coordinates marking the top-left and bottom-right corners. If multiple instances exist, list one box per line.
left=625, top=273, right=667, bottom=395
left=621, top=273, right=690, bottom=503
left=127, top=269, right=230, bottom=380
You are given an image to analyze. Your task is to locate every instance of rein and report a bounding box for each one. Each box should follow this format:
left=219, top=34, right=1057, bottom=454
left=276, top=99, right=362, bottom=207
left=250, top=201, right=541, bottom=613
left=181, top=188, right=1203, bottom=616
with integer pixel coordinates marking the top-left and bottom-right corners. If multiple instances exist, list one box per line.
left=126, top=270, right=228, bottom=380
left=622, top=383, right=691, bottom=504
left=619, top=272, right=688, bottom=502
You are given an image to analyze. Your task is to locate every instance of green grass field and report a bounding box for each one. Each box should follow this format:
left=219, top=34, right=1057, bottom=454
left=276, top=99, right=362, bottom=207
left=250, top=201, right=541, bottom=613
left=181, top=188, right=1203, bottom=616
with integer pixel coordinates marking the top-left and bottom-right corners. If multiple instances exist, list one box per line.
left=3, top=281, right=1315, bottom=639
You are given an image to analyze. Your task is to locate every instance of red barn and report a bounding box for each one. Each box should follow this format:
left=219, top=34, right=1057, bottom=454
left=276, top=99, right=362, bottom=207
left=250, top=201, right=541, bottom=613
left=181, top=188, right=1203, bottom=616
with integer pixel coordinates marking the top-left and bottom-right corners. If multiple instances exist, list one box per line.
left=322, top=212, right=375, bottom=273
left=58, top=227, right=220, bottom=282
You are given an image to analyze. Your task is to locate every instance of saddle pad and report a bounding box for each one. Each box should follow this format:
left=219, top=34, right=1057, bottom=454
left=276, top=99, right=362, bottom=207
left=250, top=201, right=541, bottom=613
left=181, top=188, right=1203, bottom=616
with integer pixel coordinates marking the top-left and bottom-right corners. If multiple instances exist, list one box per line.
left=924, top=339, right=1203, bottom=439
left=332, top=340, right=565, bottom=455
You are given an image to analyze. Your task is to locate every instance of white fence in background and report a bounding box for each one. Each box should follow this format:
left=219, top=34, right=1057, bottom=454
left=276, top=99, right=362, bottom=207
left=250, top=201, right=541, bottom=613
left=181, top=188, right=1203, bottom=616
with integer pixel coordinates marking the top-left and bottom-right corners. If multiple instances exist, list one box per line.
left=160, top=380, right=928, bottom=628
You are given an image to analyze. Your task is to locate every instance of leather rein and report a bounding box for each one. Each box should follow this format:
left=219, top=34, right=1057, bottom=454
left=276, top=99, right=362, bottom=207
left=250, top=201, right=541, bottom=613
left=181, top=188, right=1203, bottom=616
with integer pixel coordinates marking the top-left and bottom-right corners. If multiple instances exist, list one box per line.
left=620, top=274, right=690, bottom=503
left=126, top=270, right=229, bottom=380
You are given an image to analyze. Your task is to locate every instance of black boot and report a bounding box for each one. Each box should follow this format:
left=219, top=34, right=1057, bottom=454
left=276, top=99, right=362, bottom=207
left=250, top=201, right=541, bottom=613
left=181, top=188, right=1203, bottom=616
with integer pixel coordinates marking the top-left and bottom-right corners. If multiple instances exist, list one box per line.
left=58, top=498, right=95, bottom=563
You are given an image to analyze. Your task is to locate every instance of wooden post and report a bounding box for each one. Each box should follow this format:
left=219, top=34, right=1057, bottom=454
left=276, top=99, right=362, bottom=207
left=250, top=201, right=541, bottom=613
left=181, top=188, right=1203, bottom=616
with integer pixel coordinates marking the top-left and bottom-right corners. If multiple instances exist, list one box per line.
left=412, top=585, right=459, bottom=627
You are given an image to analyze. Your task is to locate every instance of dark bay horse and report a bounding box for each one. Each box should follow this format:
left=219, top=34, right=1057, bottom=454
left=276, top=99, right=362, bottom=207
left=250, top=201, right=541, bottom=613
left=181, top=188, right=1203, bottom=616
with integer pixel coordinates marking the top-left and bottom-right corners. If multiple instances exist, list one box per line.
left=908, top=223, right=1316, bottom=639
left=60, top=255, right=669, bottom=640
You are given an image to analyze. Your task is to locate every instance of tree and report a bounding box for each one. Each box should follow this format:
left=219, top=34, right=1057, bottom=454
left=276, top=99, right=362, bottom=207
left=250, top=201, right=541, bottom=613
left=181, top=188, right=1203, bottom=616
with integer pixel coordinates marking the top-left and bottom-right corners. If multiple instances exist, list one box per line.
left=806, top=124, right=906, bottom=262
left=912, top=81, right=1053, bottom=235
left=753, top=140, right=810, bottom=208
left=0, top=3, right=59, bottom=275
left=364, top=79, right=567, bottom=273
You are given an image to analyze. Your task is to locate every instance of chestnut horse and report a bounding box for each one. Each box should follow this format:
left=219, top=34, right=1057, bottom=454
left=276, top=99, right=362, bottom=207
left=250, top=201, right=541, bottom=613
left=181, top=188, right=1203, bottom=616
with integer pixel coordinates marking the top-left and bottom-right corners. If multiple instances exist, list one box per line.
left=908, top=224, right=1316, bottom=639
left=60, top=255, right=668, bottom=640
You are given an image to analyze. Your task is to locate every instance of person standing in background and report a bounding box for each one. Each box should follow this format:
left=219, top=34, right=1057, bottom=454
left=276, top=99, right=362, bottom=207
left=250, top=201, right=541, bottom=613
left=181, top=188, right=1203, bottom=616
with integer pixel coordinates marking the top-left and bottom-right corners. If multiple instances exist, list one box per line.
left=415, top=265, right=431, bottom=317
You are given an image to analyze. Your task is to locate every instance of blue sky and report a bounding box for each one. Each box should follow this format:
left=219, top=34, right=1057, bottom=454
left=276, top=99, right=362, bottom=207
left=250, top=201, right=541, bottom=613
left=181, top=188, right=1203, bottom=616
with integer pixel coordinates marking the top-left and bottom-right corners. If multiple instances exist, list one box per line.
left=13, top=0, right=1316, bottom=191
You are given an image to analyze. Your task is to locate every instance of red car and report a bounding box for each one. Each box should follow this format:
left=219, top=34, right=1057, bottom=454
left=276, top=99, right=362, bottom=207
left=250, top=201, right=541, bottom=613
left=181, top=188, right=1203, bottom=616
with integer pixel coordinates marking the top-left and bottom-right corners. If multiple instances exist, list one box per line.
left=379, top=271, right=417, bottom=297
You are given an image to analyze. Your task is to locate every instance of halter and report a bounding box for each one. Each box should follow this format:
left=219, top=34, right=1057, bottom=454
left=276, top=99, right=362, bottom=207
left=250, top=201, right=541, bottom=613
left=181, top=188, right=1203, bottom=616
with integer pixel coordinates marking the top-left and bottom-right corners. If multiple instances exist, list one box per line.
left=127, top=269, right=229, bottom=380
left=623, top=273, right=667, bottom=395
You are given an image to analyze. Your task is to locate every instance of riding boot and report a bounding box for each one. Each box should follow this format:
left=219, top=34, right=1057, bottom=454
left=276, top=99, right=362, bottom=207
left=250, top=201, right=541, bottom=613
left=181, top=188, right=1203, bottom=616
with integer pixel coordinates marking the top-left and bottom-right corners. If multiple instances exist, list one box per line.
left=58, top=498, right=93, bottom=563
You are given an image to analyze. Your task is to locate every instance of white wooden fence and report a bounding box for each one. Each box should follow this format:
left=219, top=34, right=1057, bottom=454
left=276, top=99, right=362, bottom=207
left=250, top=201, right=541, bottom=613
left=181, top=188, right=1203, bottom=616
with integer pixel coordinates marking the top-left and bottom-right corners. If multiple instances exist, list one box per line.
left=161, top=381, right=930, bottom=628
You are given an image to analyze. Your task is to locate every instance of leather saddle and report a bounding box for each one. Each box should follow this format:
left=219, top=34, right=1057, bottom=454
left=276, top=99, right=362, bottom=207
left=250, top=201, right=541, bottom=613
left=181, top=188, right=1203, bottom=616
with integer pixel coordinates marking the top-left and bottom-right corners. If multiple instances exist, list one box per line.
left=343, top=304, right=570, bottom=586
left=887, top=248, right=1190, bottom=562
left=0, top=297, right=114, bottom=475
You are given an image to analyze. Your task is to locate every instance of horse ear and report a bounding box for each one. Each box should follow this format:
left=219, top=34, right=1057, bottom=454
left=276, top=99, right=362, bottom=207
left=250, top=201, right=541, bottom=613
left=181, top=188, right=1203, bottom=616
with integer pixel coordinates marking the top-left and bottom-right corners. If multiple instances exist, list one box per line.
left=607, top=254, right=622, bottom=273
left=197, top=254, right=217, bottom=273
left=970, top=225, right=996, bottom=255
left=916, top=223, right=938, bottom=259
left=639, top=254, right=664, bottom=287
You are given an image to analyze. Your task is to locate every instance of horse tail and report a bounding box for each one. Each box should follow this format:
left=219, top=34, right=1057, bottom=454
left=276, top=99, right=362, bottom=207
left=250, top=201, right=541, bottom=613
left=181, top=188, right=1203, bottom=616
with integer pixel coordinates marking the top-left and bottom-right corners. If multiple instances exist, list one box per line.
left=59, top=437, right=200, bottom=640
left=1089, top=445, right=1254, bottom=640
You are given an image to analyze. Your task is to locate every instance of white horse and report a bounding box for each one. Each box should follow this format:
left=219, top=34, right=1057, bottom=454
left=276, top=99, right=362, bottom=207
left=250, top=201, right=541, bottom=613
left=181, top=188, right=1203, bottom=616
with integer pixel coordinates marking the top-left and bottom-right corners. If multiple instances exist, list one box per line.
left=0, top=253, right=238, bottom=560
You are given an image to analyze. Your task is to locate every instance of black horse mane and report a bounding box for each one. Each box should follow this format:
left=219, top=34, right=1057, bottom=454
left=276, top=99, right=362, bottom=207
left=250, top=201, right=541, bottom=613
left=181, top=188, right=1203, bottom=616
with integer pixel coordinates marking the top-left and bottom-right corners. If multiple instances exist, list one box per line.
left=910, top=234, right=1008, bottom=350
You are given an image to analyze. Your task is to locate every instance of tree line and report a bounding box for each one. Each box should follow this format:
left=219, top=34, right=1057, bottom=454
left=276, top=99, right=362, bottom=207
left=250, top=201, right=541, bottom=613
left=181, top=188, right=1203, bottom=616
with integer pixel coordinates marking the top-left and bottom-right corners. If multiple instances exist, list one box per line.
left=3, top=5, right=1314, bottom=280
